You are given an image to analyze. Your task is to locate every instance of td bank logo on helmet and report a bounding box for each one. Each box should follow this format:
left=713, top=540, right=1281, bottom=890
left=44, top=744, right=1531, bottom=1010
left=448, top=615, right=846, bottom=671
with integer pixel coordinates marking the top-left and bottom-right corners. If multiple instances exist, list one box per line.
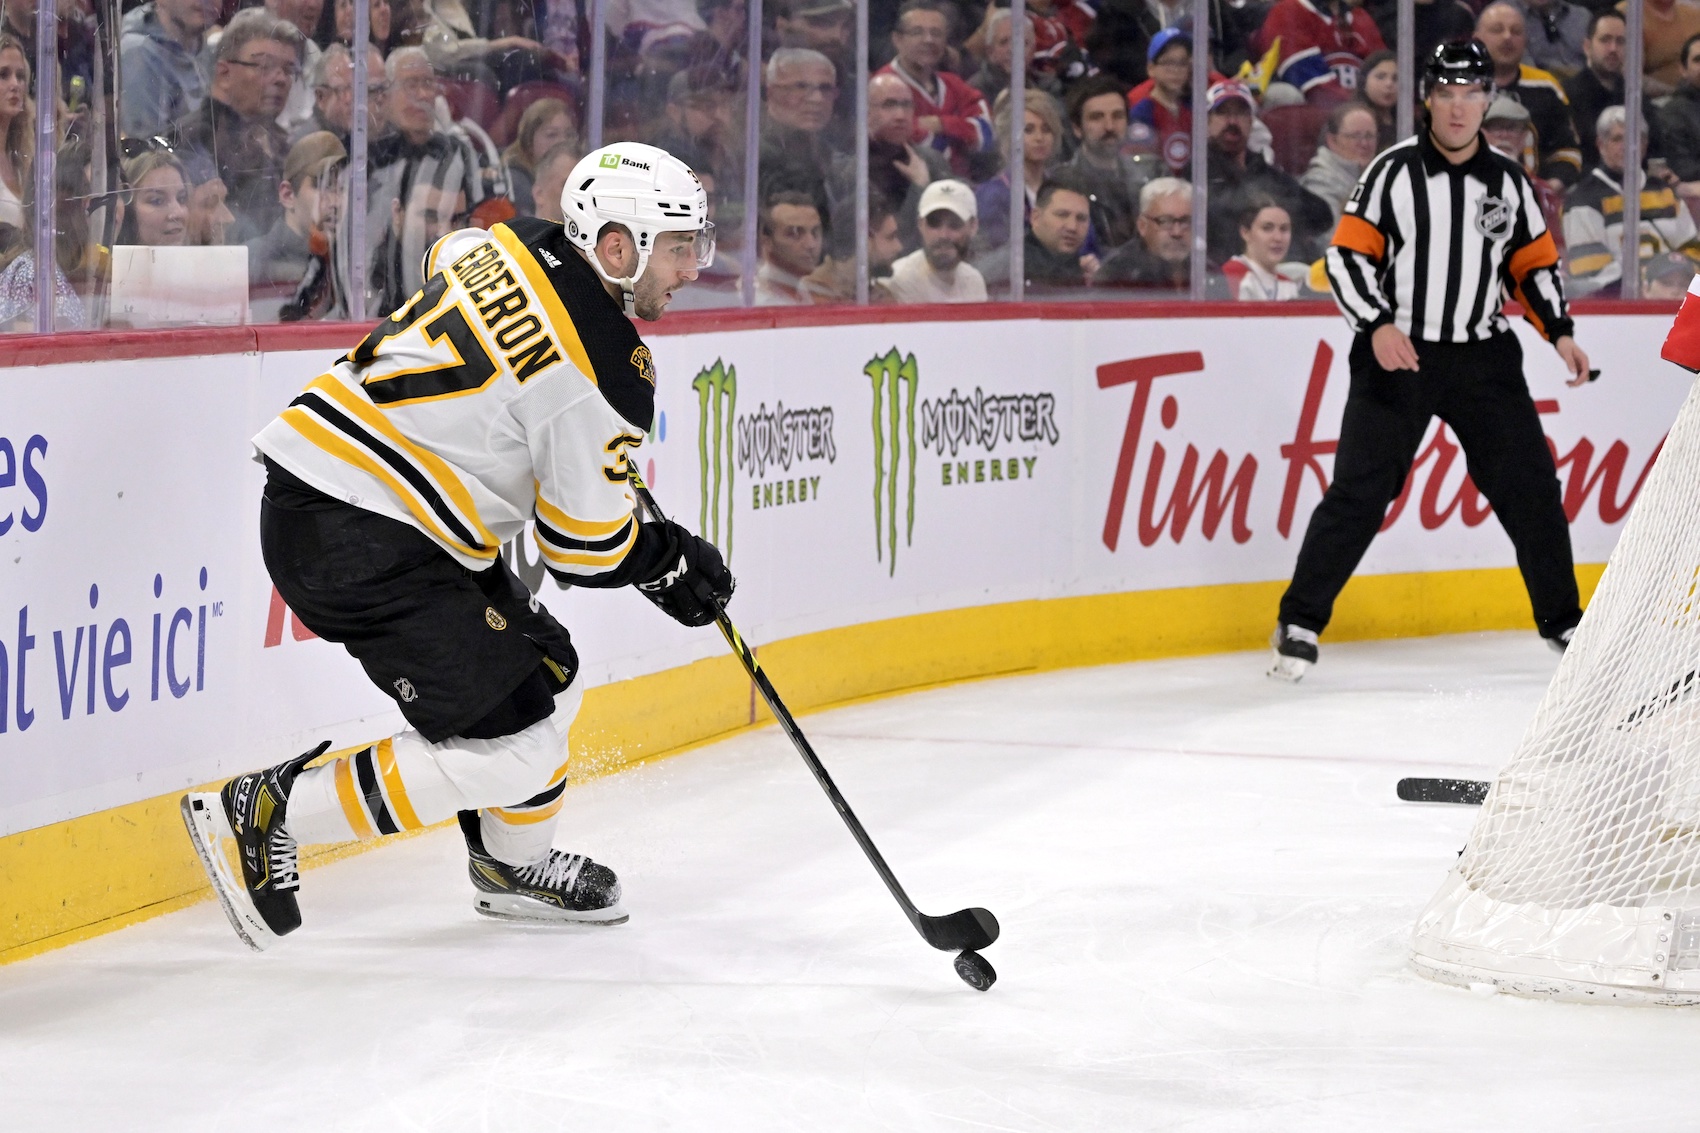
left=598, top=152, right=652, bottom=172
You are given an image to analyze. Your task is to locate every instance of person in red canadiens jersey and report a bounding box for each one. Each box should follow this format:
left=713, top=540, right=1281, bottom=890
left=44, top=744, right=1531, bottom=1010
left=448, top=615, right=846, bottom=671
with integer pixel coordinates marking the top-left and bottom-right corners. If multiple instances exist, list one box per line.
left=1269, top=41, right=1593, bottom=682
left=879, top=0, right=993, bottom=177
left=1251, top=0, right=1387, bottom=104
left=181, top=142, right=732, bottom=950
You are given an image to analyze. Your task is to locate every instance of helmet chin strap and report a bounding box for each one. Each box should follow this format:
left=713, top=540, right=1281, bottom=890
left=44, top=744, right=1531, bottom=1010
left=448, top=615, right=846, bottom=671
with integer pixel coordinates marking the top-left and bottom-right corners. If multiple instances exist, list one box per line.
left=587, top=247, right=647, bottom=316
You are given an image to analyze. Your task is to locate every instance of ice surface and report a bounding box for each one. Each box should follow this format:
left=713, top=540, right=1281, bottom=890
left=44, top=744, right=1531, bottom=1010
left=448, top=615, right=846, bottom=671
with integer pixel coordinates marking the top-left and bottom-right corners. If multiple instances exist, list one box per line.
left=7, top=632, right=1700, bottom=1131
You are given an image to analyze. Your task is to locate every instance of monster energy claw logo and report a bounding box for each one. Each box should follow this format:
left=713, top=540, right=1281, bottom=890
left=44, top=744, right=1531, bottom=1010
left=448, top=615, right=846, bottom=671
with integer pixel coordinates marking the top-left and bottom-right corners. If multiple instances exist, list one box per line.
left=866, top=348, right=918, bottom=576
left=694, top=359, right=736, bottom=560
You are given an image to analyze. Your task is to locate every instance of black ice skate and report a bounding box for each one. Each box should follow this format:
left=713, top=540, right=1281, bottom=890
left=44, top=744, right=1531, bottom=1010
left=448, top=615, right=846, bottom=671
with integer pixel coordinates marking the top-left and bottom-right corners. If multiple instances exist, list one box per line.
left=1268, top=623, right=1320, bottom=683
left=460, top=811, right=628, bottom=926
left=1546, top=626, right=1576, bottom=655
left=180, top=741, right=329, bottom=951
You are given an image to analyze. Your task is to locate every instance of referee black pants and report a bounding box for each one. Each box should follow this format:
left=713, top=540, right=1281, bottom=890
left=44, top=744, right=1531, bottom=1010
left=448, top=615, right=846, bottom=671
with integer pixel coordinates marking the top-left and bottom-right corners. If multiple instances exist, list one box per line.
left=1278, top=331, right=1582, bottom=640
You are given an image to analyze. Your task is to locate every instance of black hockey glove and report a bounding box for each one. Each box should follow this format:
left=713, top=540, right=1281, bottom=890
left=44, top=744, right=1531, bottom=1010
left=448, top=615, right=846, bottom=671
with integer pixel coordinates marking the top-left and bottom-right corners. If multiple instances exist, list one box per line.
left=636, top=521, right=734, bottom=627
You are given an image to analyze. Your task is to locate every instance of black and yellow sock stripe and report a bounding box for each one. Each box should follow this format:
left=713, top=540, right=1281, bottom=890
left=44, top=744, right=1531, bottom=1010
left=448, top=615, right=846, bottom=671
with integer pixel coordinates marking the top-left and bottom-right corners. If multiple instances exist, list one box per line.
left=487, top=759, right=569, bottom=828
left=332, top=739, right=426, bottom=840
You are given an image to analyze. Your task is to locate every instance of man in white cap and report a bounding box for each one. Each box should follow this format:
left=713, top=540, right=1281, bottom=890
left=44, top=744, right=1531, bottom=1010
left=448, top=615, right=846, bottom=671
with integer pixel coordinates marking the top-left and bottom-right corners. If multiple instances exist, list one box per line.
left=881, top=178, right=989, bottom=303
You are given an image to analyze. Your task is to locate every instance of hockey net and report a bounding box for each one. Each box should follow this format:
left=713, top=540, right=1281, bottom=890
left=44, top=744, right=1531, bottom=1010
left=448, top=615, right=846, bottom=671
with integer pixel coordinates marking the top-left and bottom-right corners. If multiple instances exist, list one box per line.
left=1411, top=374, right=1700, bottom=1004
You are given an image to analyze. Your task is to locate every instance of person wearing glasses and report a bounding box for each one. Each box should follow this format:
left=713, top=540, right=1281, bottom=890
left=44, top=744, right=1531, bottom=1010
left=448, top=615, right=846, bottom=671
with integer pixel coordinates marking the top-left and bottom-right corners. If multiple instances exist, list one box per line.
left=1301, top=101, right=1382, bottom=228
left=877, top=0, right=992, bottom=178
left=120, top=0, right=219, bottom=137
left=185, top=143, right=727, bottom=949
left=168, top=8, right=305, bottom=244
left=1095, top=176, right=1193, bottom=293
left=293, top=41, right=387, bottom=147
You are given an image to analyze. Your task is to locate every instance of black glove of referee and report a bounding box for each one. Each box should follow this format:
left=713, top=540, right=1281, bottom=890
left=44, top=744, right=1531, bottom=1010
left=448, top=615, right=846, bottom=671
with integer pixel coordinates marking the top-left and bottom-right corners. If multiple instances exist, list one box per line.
left=636, top=520, right=734, bottom=627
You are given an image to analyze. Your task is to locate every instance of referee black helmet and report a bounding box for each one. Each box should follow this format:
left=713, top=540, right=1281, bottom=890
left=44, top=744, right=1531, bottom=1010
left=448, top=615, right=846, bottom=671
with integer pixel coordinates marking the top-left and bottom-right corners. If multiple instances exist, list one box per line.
left=1422, top=40, right=1493, bottom=97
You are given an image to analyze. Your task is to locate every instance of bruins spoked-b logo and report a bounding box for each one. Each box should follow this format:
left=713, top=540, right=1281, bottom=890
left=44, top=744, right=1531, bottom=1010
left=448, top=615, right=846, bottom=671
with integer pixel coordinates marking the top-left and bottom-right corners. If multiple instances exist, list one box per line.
left=1475, top=193, right=1512, bottom=240
left=631, top=345, right=656, bottom=386
left=866, top=348, right=919, bottom=576
left=694, top=359, right=737, bottom=561
left=485, top=607, right=507, bottom=630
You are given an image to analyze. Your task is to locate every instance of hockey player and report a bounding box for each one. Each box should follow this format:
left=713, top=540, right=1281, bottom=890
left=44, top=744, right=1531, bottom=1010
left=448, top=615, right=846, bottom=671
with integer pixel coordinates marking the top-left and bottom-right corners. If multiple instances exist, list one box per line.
left=182, top=142, right=733, bottom=949
left=1270, top=41, right=1592, bottom=682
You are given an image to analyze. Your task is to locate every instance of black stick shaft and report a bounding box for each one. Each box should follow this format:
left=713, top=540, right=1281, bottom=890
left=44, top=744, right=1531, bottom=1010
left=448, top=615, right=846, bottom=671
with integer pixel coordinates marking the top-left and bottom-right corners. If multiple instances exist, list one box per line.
left=628, top=476, right=930, bottom=935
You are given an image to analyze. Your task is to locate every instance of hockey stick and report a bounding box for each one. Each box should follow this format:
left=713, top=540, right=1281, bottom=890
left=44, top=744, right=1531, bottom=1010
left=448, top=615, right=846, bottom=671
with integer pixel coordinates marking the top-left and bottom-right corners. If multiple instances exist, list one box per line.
left=627, top=472, right=1000, bottom=966
left=1397, top=777, right=1491, bottom=805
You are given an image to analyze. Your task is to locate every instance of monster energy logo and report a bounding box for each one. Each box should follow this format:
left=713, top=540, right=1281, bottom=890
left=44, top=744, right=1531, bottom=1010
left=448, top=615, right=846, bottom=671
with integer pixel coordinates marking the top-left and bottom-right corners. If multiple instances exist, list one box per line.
left=866, top=348, right=918, bottom=576
left=693, top=359, right=736, bottom=559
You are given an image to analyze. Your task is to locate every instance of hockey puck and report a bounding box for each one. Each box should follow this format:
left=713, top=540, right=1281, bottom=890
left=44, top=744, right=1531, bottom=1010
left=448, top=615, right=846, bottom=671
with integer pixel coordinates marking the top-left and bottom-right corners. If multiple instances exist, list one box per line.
left=954, top=949, right=997, bottom=991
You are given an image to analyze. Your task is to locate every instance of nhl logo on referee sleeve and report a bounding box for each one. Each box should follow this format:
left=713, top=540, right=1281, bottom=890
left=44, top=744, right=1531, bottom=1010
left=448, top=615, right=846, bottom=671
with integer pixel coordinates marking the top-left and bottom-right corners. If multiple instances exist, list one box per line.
left=485, top=607, right=508, bottom=630
left=1475, top=194, right=1512, bottom=240
left=393, top=677, right=418, bottom=702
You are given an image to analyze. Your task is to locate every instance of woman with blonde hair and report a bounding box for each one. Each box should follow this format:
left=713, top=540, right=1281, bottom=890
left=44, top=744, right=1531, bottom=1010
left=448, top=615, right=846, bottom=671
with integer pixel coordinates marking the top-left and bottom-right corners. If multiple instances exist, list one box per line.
left=0, top=139, right=105, bottom=331
left=0, top=35, right=33, bottom=237
left=503, top=97, right=576, bottom=216
left=974, top=87, right=1063, bottom=251
left=116, top=149, right=191, bottom=247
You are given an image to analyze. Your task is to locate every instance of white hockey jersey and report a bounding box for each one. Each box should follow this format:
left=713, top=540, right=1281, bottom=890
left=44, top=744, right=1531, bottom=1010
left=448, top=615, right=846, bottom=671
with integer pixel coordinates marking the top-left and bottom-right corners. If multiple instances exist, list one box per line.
left=253, top=218, right=660, bottom=583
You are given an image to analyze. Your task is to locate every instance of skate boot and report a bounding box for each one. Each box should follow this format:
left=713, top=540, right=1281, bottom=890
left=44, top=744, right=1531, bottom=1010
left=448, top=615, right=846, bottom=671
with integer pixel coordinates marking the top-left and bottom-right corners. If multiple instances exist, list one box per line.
left=180, top=741, right=329, bottom=951
left=1545, top=626, right=1576, bottom=655
left=1268, top=623, right=1320, bottom=682
left=460, top=811, right=628, bottom=925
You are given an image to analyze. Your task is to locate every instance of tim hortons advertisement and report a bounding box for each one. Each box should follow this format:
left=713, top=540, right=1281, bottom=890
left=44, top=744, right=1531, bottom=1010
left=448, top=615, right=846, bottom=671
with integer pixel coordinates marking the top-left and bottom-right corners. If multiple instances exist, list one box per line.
left=0, top=312, right=1686, bottom=833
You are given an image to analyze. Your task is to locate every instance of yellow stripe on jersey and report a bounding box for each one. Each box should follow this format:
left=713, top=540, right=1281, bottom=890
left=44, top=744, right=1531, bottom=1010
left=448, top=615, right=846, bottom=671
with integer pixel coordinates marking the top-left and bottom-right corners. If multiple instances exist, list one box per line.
left=280, top=406, right=491, bottom=560
left=307, top=375, right=499, bottom=557
left=375, top=738, right=424, bottom=832
left=334, top=756, right=378, bottom=840
left=534, top=489, right=632, bottom=538
left=492, top=224, right=597, bottom=384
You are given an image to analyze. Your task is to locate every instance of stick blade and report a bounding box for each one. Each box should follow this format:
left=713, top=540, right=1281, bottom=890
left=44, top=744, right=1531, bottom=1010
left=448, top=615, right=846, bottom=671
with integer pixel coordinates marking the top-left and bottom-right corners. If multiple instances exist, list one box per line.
left=919, top=907, right=999, bottom=952
left=1396, top=777, right=1491, bottom=805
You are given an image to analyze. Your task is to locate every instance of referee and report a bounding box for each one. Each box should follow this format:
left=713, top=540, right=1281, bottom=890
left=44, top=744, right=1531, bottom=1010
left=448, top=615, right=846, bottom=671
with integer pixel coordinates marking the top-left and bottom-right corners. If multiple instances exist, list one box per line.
left=1270, top=40, right=1593, bottom=682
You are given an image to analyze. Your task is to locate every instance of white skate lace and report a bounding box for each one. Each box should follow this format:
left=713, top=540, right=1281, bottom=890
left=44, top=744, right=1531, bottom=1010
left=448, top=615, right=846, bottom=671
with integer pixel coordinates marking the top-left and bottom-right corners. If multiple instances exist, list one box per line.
left=269, top=830, right=301, bottom=892
left=516, top=851, right=587, bottom=894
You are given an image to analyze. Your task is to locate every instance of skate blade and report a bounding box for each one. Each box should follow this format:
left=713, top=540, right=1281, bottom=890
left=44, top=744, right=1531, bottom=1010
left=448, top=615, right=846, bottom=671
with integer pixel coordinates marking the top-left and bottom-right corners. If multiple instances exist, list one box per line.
left=1267, top=650, right=1312, bottom=683
left=472, top=893, right=630, bottom=926
left=180, top=793, right=277, bottom=953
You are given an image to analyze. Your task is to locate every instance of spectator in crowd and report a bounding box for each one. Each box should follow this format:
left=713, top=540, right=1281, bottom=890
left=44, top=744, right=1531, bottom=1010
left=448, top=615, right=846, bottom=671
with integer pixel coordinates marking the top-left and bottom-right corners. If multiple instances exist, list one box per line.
left=1483, top=93, right=1536, bottom=167
left=760, top=47, right=846, bottom=222
left=1641, top=0, right=1700, bottom=97
left=121, top=0, right=218, bottom=137
left=1061, top=73, right=1146, bottom=249
left=1517, top=0, right=1590, bottom=78
left=1564, top=105, right=1700, bottom=295
left=117, top=149, right=190, bottom=246
left=4, top=0, right=96, bottom=107
left=651, top=65, right=739, bottom=185
left=978, top=173, right=1099, bottom=293
left=1365, top=0, right=1473, bottom=78
left=1302, top=102, right=1379, bottom=227
left=801, top=192, right=906, bottom=301
left=1096, top=175, right=1192, bottom=291
left=774, top=0, right=854, bottom=87
left=866, top=71, right=949, bottom=247
left=698, top=0, right=749, bottom=73
left=296, top=42, right=387, bottom=147
left=529, top=141, right=578, bottom=222
left=0, top=140, right=100, bottom=331
left=1203, top=80, right=1332, bottom=264
left=0, top=35, right=28, bottom=236
left=503, top=98, right=576, bottom=216
left=1128, top=27, right=1196, bottom=176
left=246, top=131, right=344, bottom=300
left=263, top=0, right=326, bottom=135
left=182, top=148, right=237, bottom=245
left=371, top=169, right=465, bottom=311
left=170, top=9, right=305, bottom=244
left=1250, top=0, right=1386, bottom=103
left=1564, top=11, right=1660, bottom=172
left=976, top=87, right=1063, bottom=251
left=1659, top=32, right=1700, bottom=180
left=1219, top=199, right=1304, bottom=300
left=1477, top=2, right=1584, bottom=187
left=1357, top=49, right=1400, bottom=152
left=415, top=0, right=552, bottom=87
left=1645, top=249, right=1698, bottom=298
left=366, top=47, right=484, bottom=300
left=879, top=0, right=993, bottom=177
left=883, top=178, right=988, bottom=302
left=334, top=0, right=392, bottom=52
left=967, top=8, right=1036, bottom=109
left=754, top=189, right=825, bottom=304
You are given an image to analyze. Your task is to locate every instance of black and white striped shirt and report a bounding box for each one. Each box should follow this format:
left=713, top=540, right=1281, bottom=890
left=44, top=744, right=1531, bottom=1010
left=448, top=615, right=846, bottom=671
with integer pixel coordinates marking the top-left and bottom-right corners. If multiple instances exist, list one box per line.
left=1325, top=132, right=1572, bottom=345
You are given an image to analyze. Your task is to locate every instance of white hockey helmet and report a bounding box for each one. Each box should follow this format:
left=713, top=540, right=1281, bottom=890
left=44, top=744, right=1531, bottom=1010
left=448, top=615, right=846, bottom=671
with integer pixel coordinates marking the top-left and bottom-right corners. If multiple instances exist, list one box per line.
left=561, top=143, right=715, bottom=313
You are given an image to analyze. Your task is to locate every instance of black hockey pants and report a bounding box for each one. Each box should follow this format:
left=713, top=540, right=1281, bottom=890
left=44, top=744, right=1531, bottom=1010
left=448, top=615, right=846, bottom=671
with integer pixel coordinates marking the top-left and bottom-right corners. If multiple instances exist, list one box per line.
left=1277, top=331, right=1582, bottom=640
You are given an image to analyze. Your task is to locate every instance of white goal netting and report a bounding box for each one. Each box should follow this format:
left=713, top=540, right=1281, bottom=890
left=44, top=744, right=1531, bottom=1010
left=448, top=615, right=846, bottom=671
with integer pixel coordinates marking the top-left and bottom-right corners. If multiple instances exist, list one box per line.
left=1411, top=375, right=1700, bottom=1004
